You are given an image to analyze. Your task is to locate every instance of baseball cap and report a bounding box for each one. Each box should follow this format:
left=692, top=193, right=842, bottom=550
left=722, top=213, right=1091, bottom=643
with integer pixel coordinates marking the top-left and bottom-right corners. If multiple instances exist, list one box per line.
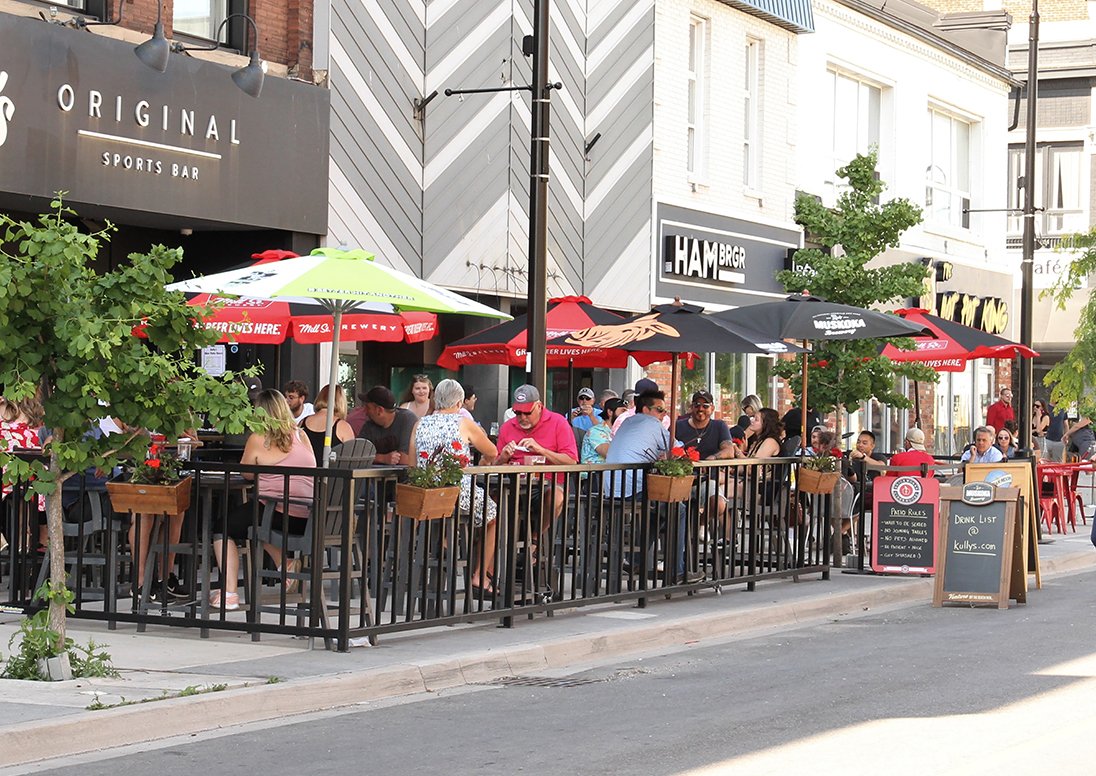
left=577, top=387, right=595, bottom=400
left=364, top=385, right=397, bottom=411
left=905, top=427, right=927, bottom=451
left=600, top=397, right=627, bottom=420
left=512, top=384, right=541, bottom=412
left=243, top=376, right=262, bottom=393
left=691, top=390, right=714, bottom=405
left=634, top=378, right=658, bottom=394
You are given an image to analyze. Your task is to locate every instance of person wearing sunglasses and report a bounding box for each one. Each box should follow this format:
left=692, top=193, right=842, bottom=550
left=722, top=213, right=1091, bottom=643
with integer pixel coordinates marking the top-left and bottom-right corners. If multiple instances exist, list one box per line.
left=993, top=428, right=1017, bottom=459
left=495, top=384, right=578, bottom=541
left=675, top=390, right=739, bottom=544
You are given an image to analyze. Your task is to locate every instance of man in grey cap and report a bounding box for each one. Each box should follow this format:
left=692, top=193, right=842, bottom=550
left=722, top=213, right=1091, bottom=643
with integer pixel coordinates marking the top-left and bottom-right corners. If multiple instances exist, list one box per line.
left=496, top=384, right=578, bottom=543
left=570, top=386, right=597, bottom=432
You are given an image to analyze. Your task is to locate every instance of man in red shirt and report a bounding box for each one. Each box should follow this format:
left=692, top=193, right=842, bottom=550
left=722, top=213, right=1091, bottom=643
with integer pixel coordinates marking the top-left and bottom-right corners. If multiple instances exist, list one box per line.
left=887, top=427, right=936, bottom=476
left=496, top=384, right=578, bottom=538
left=985, top=387, right=1014, bottom=435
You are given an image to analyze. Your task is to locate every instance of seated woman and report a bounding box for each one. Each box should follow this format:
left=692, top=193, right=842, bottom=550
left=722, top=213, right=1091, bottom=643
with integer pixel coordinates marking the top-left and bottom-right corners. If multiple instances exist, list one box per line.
left=407, top=379, right=499, bottom=595
left=210, top=390, right=316, bottom=610
left=1, top=395, right=45, bottom=552
left=299, top=384, right=356, bottom=465
left=995, top=428, right=1018, bottom=459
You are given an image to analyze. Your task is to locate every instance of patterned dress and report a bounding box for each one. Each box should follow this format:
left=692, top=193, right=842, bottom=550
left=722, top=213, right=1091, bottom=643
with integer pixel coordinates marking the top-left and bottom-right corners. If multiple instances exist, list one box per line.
left=1, top=420, right=44, bottom=509
left=413, top=413, right=496, bottom=526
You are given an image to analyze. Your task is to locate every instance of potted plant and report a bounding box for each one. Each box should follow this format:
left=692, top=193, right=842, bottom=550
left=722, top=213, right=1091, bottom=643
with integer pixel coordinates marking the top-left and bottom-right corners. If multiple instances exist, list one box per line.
left=395, top=441, right=468, bottom=520
left=106, top=445, right=192, bottom=516
left=647, top=446, right=699, bottom=503
left=798, top=450, right=842, bottom=495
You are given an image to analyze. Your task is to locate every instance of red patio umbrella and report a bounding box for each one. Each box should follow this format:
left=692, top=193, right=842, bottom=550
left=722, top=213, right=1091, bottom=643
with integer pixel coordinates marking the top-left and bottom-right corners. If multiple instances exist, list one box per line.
left=182, top=251, right=438, bottom=345
left=881, top=308, right=1038, bottom=371
left=436, top=296, right=672, bottom=369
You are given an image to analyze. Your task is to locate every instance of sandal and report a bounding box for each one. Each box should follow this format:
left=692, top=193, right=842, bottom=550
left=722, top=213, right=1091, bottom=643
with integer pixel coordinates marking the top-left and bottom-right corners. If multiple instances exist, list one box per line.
left=209, top=590, right=240, bottom=611
left=281, top=558, right=301, bottom=594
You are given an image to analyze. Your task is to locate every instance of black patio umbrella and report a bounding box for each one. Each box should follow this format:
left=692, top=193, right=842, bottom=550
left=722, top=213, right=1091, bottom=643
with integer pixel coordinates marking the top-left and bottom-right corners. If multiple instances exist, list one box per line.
left=551, top=300, right=806, bottom=428
left=711, top=294, right=933, bottom=446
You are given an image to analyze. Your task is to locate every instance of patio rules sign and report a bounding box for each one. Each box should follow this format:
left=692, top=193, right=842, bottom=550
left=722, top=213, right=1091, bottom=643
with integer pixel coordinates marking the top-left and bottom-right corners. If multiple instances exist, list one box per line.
left=871, top=476, right=939, bottom=575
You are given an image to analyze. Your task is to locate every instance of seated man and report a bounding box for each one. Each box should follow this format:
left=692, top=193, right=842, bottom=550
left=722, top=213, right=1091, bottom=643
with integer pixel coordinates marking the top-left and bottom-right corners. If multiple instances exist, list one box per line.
left=570, top=387, right=598, bottom=432
left=675, top=390, right=739, bottom=531
left=604, top=390, right=699, bottom=584
left=356, top=386, right=416, bottom=465
left=845, top=430, right=887, bottom=503
left=887, top=427, right=936, bottom=476
left=495, top=385, right=577, bottom=541
left=960, top=426, right=1004, bottom=464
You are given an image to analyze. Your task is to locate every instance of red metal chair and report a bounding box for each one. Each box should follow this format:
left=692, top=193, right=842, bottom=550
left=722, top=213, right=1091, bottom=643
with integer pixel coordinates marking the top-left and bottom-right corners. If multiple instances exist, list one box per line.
left=1037, top=465, right=1069, bottom=534
left=1065, top=464, right=1092, bottom=528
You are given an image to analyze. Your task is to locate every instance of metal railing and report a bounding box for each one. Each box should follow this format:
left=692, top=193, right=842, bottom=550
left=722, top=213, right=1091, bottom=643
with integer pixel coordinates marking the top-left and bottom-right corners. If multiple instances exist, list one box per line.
left=1, top=456, right=832, bottom=651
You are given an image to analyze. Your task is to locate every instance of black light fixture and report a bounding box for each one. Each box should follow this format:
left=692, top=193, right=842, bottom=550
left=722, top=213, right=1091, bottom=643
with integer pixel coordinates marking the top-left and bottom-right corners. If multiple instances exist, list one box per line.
left=171, top=13, right=266, bottom=98
left=134, top=3, right=170, bottom=73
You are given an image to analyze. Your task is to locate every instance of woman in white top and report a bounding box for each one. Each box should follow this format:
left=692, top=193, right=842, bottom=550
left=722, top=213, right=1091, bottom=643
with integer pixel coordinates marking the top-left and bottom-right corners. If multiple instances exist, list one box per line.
left=399, top=374, right=434, bottom=419
left=407, top=380, right=498, bottom=594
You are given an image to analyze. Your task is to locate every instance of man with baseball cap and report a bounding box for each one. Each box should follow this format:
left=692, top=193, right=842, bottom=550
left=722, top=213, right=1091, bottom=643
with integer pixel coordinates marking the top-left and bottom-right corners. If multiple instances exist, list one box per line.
left=496, top=384, right=578, bottom=541
left=356, top=385, right=417, bottom=465
left=887, top=427, right=936, bottom=476
left=570, top=386, right=598, bottom=432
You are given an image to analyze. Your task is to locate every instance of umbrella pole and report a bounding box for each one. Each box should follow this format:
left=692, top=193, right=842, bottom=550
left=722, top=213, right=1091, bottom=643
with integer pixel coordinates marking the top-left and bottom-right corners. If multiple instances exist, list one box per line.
left=801, top=344, right=809, bottom=450
left=670, top=353, right=680, bottom=432
left=321, top=307, right=343, bottom=469
left=914, top=379, right=922, bottom=428
left=568, top=359, right=575, bottom=415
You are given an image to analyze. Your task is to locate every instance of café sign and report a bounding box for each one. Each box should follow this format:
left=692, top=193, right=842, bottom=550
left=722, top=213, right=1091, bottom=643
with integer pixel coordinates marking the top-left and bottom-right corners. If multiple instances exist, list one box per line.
left=0, top=14, right=329, bottom=233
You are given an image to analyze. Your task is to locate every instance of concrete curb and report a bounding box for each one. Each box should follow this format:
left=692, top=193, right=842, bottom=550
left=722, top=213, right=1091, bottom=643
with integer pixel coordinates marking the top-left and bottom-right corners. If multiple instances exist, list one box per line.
left=2, top=551, right=1092, bottom=768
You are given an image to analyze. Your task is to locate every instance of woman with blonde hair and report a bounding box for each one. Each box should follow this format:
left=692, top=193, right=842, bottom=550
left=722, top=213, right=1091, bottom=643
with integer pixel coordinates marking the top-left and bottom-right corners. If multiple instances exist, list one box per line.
left=210, top=390, right=316, bottom=610
left=300, top=384, right=356, bottom=465
left=400, top=374, right=434, bottom=419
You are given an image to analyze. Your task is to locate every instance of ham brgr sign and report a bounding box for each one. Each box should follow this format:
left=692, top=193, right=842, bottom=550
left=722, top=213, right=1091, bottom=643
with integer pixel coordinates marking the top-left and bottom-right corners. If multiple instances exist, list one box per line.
left=0, top=14, right=329, bottom=233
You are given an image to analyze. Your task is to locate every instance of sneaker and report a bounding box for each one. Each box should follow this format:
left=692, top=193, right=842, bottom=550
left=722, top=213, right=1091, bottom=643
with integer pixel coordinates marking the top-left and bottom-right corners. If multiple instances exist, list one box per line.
left=209, top=590, right=240, bottom=611
left=165, top=573, right=189, bottom=601
left=675, top=570, right=705, bottom=585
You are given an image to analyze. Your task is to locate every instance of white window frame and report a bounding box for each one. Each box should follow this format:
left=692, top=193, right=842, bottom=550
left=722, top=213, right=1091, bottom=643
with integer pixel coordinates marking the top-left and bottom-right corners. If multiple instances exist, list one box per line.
left=1007, top=142, right=1085, bottom=236
left=743, top=38, right=761, bottom=191
left=925, top=106, right=973, bottom=230
left=174, top=0, right=229, bottom=43
left=687, top=15, right=708, bottom=182
left=824, top=67, right=882, bottom=205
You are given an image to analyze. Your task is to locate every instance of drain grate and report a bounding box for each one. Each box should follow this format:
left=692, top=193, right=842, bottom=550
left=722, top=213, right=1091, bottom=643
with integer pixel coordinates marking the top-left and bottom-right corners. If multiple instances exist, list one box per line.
left=480, top=675, right=608, bottom=689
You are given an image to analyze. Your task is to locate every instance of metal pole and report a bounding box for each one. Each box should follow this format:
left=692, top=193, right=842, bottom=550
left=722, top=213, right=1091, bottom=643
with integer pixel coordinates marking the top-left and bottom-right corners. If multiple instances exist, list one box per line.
left=526, top=0, right=550, bottom=394
left=1018, top=1, right=1039, bottom=451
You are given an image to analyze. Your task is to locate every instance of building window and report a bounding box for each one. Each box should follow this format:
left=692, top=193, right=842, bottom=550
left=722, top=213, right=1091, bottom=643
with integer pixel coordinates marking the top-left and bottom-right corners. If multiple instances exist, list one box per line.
left=1007, top=142, right=1085, bottom=236
left=687, top=16, right=707, bottom=180
left=824, top=68, right=881, bottom=204
left=743, top=39, right=760, bottom=189
left=174, top=0, right=229, bottom=43
left=925, top=107, right=972, bottom=229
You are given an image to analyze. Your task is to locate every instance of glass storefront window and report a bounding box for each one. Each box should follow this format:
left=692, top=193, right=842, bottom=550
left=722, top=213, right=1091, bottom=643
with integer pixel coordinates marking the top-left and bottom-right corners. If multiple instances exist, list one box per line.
left=714, top=353, right=745, bottom=421
left=680, top=353, right=710, bottom=416
left=174, top=0, right=228, bottom=42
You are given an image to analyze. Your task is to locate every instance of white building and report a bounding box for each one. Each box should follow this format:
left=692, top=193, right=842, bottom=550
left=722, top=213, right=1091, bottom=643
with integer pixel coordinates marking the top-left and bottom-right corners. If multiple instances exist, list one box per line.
left=796, top=0, right=1015, bottom=452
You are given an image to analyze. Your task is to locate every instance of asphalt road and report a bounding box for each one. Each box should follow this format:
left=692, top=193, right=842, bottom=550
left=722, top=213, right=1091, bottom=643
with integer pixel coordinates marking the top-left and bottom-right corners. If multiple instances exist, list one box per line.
left=25, top=570, right=1096, bottom=776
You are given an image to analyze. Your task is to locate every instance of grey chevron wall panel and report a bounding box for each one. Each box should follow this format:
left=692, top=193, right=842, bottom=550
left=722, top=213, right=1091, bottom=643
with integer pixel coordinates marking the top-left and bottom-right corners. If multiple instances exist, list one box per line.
left=327, top=0, right=656, bottom=310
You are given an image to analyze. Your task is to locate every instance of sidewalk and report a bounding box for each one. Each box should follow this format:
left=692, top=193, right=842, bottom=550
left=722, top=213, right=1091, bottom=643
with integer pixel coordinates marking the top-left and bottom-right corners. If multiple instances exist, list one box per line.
left=1, top=531, right=1093, bottom=769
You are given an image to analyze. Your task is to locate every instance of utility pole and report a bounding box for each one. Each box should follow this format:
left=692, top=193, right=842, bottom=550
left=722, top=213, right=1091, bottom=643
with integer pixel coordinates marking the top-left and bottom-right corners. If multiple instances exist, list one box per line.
left=444, top=0, right=556, bottom=394
left=1018, top=0, right=1039, bottom=451
left=526, top=0, right=551, bottom=394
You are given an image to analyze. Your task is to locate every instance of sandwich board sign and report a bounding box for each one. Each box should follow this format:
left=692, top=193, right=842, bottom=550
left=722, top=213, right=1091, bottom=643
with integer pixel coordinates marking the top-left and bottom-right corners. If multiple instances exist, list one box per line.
left=933, top=483, right=1023, bottom=609
left=871, top=475, right=939, bottom=575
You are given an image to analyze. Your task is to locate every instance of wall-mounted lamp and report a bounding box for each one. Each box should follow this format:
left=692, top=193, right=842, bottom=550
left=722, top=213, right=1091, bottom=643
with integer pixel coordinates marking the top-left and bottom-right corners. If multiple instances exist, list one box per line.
left=136, top=11, right=265, bottom=98
left=134, top=3, right=170, bottom=73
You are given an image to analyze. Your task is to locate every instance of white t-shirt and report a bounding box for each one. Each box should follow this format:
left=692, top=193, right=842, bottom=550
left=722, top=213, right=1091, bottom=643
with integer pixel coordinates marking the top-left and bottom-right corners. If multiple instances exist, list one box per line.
left=294, top=403, right=315, bottom=421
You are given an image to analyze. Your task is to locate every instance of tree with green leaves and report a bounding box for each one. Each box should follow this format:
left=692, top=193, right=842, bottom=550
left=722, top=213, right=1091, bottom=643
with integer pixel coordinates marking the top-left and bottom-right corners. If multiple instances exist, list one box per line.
left=776, top=151, right=938, bottom=438
left=1045, top=233, right=1096, bottom=417
left=0, top=197, right=255, bottom=659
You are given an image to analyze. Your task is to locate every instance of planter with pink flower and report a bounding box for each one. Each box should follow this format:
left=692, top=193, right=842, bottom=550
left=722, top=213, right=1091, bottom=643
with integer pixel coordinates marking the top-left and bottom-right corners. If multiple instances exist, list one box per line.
left=395, top=440, right=469, bottom=520
left=797, top=450, right=842, bottom=495
left=647, top=446, right=699, bottom=503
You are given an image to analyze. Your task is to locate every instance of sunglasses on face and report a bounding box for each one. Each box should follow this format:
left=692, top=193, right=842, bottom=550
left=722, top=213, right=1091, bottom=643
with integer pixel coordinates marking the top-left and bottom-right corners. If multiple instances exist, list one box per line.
left=514, top=409, right=535, bottom=417
left=998, top=435, right=1010, bottom=441
left=652, top=406, right=667, bottom=414
left=693, top=403, right=713, bottom=409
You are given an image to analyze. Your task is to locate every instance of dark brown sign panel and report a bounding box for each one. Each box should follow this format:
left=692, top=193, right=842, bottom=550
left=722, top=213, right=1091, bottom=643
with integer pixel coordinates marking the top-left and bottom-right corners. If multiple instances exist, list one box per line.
left=0, top=14, right=329, bottom=233
left=871, top=475, right=939, bottom=574
left=933, top=484, right=1022, bottom=609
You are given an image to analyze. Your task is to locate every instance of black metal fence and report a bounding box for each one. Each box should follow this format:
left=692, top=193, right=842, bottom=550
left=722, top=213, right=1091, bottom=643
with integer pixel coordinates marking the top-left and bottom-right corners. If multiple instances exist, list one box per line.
left=1, top=456, right=833, bottom=651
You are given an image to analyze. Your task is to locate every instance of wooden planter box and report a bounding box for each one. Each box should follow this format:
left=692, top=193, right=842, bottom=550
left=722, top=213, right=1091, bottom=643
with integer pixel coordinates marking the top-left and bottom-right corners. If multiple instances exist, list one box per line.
left=107, top=476, right=193, bottom=516
left=797, top=467, right=840, bottom=495
left=395, top=483, right=460, bottom=520
left=646, top=474, right=694, bottom=503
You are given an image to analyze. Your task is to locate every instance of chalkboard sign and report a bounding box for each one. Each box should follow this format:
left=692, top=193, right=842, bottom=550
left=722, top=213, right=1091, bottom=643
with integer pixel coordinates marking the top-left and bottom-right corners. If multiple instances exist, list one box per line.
left=871, top=476, right=939, bottom=574
left=964, top=461, right=1040, bottom=592
left=933, top=484, right=1021, bottom=609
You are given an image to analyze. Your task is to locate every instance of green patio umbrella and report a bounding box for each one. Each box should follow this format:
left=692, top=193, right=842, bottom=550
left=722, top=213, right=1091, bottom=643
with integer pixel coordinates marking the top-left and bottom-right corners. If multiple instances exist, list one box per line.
left=169, top=247, right=511, bottom=466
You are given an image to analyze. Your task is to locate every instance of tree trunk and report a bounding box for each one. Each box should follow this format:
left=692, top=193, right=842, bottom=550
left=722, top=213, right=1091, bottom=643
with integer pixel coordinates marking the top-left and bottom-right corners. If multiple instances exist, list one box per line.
left=46, top=449, right=67, bottom=653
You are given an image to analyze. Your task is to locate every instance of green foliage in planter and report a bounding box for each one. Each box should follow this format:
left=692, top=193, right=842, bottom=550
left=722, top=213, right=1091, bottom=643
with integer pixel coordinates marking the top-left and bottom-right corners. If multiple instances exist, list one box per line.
left=405, top=441, right=470, bottom=488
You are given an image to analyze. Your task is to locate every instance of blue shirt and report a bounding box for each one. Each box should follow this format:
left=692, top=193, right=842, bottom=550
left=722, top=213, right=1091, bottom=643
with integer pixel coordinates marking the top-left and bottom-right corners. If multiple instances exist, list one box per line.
left=571, top=405, right=600, bottom=432
left=603, top=412, right=670, bottom=498
left=961, top=445, right=1004, bottom=464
